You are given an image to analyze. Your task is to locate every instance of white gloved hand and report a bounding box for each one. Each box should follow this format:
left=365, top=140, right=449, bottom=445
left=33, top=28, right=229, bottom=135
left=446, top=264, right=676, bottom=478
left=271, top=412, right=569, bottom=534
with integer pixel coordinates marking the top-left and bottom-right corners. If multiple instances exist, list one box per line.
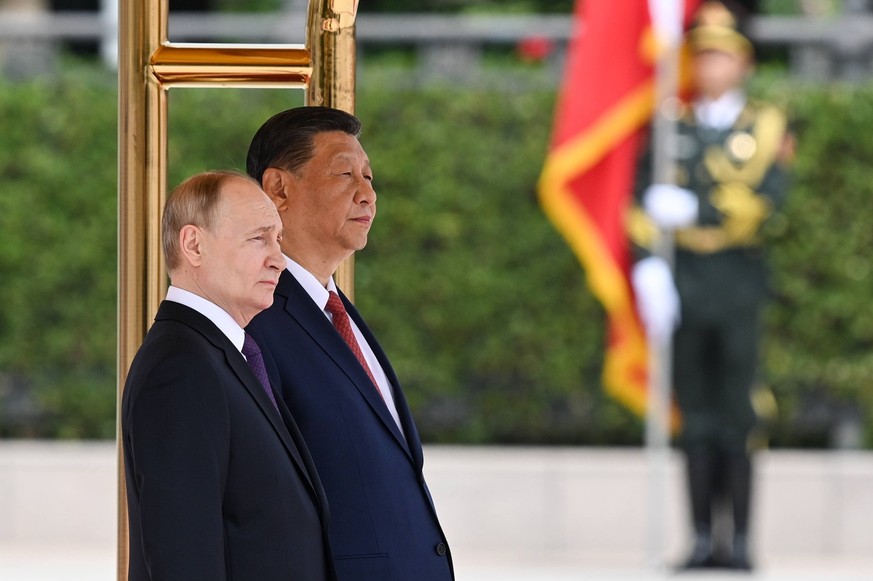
left=642, top=184, right=699, bottom=229
left=631, top=256, right=681, bottom=342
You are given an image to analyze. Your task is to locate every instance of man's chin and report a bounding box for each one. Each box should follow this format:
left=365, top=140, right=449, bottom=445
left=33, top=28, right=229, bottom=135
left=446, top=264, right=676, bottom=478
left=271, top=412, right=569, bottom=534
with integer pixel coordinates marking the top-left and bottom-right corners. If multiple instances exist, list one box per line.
left=251, top=296, right=275, bottom=315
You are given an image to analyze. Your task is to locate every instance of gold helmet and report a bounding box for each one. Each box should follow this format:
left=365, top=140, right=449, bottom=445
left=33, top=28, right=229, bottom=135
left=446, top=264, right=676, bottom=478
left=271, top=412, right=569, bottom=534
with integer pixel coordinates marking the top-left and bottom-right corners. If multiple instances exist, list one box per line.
left=688, top=0, right=754, bottom=57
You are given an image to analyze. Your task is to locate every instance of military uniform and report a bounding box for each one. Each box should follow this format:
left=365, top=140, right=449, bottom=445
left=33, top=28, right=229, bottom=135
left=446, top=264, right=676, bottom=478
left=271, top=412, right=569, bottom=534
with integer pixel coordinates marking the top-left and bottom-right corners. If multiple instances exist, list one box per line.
left=630, top=96, right=791, bottom=568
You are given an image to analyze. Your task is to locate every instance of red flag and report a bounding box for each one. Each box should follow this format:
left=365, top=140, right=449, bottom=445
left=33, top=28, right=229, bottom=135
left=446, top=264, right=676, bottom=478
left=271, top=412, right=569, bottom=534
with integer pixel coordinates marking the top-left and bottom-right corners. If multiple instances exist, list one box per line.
left=538, top=1, right=697, bottom=418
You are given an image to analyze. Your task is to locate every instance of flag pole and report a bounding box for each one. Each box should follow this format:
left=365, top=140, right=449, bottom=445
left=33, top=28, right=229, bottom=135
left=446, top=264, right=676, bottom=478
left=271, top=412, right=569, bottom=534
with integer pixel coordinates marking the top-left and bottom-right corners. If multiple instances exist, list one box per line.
left=645, top=0, right=683, bottom=570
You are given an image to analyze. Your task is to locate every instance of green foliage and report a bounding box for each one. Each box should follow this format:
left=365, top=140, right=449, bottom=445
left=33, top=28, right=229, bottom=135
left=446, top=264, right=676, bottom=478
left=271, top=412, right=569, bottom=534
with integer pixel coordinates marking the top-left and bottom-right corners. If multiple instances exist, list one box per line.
left=166, top=88, right=303, bottom=186
left=2, top=60, right=873, bottom=447
left=756, top=81, right=873, bottom=447
left=761, top=0, right=801, bottom=15
left=214, top=0, right=282, bottom=12
left=355, top=86, right=640, bottom=444
left=356, top=78, right=873, bottom=447
left=0, top=65, right=117, bottom=438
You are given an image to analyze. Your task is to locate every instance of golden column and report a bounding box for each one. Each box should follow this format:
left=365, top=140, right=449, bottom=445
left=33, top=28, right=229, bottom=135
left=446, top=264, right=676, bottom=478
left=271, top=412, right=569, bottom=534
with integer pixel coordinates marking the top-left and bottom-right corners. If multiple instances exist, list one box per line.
left=117, top=1, right=358, bottom=578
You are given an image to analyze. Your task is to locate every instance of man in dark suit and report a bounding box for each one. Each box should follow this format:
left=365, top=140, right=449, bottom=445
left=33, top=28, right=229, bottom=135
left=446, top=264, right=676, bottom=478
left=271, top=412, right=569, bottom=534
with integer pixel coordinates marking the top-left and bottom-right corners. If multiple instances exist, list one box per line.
left=246, top=107, right=454, bottom=581
left=121, top=170, right=334, bottom=580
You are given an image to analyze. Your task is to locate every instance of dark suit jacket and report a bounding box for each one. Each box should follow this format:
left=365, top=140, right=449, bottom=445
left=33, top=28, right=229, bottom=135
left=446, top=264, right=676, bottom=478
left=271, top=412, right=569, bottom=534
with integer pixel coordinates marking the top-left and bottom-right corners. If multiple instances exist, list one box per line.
left=122, top=300, right=334, bottom=581
left=248, top=270, right=454, bottom=581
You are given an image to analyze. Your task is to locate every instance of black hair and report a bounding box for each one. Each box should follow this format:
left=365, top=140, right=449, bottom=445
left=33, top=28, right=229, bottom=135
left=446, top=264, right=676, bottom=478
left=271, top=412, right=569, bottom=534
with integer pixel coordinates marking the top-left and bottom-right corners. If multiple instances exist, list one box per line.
left=246, top=106, right=362, bottom=184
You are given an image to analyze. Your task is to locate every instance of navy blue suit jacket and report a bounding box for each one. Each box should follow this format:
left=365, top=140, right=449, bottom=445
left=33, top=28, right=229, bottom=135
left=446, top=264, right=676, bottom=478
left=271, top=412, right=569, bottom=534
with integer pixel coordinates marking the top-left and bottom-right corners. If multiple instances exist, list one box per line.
left=248, top=270, right=454, bottom=581
left=122, top=301, right=334, bottom=581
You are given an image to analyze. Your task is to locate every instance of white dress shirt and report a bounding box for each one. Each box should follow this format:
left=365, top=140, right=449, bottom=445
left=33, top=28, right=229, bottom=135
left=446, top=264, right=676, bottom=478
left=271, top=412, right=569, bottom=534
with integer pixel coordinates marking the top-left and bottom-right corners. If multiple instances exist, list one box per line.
left=166, top=286, right=246, bottom=356
left=694, top=89, right=746, bottom=131
left=284, top=256, right=404, bottom=432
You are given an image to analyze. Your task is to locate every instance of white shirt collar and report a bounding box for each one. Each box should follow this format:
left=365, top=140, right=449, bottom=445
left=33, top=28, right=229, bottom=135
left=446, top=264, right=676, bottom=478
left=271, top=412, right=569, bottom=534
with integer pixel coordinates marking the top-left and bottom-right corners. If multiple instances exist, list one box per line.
left=284, top=255, right=338, bottom=312
left=282, top=256, right=405, bottom=432
left=694, top=89, right=746, bottom=131
left=165, top=286, right=246, bottom=353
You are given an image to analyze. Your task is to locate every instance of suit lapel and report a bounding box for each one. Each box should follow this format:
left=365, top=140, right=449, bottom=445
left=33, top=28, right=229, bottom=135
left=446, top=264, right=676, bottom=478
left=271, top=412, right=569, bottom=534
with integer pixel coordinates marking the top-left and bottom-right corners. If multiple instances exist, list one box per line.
left=339, top=290, right=425, bottom=470
left=224, top=345, right=318, bottom=492
left=275, top=271, right=414, bottom=461
left=156, top=301, right=319, bottom=497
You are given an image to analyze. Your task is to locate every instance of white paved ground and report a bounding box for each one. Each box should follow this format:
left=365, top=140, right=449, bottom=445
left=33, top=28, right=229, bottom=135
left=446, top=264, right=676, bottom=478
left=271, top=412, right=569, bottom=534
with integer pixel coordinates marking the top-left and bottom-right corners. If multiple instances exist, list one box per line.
left=1, top=543, right=871, bottom=581
left=4, top=444, right=873, bottom=580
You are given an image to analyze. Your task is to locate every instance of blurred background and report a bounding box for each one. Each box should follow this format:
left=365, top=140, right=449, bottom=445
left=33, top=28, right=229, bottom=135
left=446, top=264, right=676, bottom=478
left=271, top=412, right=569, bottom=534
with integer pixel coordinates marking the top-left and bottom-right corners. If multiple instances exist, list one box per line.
left=1, top=0, right=873, bottom=579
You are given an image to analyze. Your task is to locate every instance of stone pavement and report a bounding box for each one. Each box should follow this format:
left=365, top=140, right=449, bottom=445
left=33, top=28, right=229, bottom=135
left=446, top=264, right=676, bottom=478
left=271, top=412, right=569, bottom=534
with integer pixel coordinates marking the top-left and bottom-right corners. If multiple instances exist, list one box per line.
left=1, top=543, right=871, bottom=581
left=2, top=443, right=873, bottom=580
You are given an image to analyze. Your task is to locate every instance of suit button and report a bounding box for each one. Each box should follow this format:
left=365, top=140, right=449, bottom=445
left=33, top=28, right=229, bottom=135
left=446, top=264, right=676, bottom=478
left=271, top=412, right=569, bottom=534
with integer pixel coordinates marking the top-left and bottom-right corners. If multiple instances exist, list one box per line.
left=435, top=542, right=447, bottom=556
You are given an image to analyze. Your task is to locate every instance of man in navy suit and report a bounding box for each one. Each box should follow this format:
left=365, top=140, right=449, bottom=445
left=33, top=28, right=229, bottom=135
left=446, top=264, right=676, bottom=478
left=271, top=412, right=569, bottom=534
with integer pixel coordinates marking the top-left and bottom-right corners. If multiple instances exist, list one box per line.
left=122, top=170, right=334, bottom=580
left=246, top=107, right=454, bottom=581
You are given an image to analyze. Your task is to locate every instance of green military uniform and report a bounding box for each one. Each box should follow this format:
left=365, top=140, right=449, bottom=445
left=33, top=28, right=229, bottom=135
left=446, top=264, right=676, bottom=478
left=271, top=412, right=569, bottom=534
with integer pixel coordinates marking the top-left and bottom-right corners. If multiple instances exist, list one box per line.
left=629, top=98, right=790, bottom=567
left=632, top=99, right=790, bottom=444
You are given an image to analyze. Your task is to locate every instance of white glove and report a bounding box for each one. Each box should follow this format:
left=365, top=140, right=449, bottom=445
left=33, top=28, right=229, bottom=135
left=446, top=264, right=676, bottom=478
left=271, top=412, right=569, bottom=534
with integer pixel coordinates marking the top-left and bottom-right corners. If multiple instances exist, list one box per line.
left=642, top=184, right=699, bottom=229
left=631, top=256, right=680, bottom=342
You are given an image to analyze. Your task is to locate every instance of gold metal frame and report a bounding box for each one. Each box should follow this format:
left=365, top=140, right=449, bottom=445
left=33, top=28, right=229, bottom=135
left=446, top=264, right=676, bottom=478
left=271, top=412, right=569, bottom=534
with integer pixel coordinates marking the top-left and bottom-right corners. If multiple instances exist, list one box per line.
left=117, top=1, right=358, bottom=578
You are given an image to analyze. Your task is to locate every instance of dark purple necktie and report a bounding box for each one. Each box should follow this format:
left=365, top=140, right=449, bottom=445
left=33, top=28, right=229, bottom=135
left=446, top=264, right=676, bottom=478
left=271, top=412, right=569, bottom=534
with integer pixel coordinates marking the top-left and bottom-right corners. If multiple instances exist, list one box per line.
left=242, top=333, right=279, bottom=411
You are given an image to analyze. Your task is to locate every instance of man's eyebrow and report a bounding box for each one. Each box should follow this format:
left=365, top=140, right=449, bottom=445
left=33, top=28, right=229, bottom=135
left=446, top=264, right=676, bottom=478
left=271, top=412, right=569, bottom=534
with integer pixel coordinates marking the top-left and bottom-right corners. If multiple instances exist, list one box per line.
left=245, top=224, right=277, bottom=236
left=330, top=153, right=355, bottom=163
left=331, top=152, right=370, bottom=164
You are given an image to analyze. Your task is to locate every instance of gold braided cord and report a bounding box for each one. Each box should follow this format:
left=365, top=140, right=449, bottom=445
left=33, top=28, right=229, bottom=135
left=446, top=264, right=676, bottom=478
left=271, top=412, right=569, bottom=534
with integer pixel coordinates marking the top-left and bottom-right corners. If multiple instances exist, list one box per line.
left=703, top=103, right=788, bottom=188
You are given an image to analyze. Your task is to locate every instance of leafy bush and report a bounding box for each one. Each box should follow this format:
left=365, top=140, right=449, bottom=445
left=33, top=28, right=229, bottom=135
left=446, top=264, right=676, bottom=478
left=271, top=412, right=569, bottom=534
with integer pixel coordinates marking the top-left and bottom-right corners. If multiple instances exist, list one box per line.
left=354, top=86, right=638, bottom=444
left=1, top=60, right=871, bottom=446
left=756, top=79, right=873, bottom=447
left=0, top=66, right=117, bottom=438
left=359, top=78, right=873, bottom=447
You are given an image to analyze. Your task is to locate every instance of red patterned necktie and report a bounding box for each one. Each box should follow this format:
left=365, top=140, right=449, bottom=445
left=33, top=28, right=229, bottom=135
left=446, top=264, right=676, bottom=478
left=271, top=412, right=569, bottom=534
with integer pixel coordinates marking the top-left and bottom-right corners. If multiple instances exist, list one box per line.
left=325, top=291, right=384, bottom=400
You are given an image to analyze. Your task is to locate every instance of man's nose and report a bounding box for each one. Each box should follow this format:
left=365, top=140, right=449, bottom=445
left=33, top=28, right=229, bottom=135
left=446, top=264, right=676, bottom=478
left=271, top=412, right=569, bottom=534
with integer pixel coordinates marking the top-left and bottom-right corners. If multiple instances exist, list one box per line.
left=267, top=239, right=284, bottom=269
left=356, top=177, right=376, bottom=205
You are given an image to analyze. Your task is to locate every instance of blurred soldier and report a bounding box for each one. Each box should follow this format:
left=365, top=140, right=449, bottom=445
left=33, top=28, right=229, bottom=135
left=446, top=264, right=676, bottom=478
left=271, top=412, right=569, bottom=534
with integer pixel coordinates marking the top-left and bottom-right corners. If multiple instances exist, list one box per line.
left=628, top=0, right=793, bottom=571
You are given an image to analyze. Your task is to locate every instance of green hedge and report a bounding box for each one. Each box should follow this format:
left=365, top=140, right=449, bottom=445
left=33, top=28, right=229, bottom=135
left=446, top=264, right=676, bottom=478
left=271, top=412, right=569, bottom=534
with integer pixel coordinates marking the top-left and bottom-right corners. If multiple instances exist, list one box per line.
left=0, top=61, right=870, bottom=446
left=0, top=66, right=117, bottom=438
left=756, top=77, right=873, bottom=447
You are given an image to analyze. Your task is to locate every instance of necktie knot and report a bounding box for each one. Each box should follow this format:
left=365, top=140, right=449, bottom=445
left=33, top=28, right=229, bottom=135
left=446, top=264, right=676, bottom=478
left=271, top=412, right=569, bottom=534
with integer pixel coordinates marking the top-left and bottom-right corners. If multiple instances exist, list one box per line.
left=242, top=332, right=261, bottom=359
left=325, top=291, right=347, bottom=319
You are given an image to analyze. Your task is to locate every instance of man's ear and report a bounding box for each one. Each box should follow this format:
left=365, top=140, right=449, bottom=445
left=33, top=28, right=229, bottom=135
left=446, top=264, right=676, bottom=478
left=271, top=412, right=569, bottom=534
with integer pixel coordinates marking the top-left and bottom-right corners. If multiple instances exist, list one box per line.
left=261, top=168, right=291, bottom=212
left=179, top=224, right=205, bottom=267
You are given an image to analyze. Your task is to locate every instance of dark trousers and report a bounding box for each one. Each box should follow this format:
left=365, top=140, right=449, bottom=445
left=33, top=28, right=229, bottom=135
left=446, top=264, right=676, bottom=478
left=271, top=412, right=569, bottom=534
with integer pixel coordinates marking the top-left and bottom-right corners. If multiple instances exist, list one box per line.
left=673, top=307, right=760, bottom=452
left=673, top=307, right=760, bottom=544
